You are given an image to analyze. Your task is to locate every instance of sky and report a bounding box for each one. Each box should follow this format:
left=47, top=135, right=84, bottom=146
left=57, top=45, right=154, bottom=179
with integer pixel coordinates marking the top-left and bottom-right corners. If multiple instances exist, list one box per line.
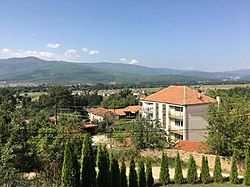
left=0, top=0, right=250, bottom=72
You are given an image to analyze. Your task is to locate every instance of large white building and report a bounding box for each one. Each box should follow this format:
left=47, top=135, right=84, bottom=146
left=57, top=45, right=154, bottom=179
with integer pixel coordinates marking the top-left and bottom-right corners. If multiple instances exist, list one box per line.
left=140, top=86, right=216, bottom=141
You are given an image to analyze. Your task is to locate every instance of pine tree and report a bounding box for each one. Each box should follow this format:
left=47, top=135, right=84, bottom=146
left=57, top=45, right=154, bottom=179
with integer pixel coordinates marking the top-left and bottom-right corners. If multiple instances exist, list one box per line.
left=120, top=157, right=128, bottom=187
left=230, top=152, right=238, bottom=184
left=61, top=140, right=80, bottom=187
left=129, top=157, right=138, bottom=187
left=159, top=152, right=170, bottom=185
left=187, top=154, right=197, bottom=184
left=146, top=158, right=154, bottom=187
left=200, top=156, right=210, bottom=184
left=80, top=135, right=96, bottom=187
left=138, top=158, right=146, bottom=187
left=244, top=150, right=250, bottom=186
left=213, top=155, right=223, bottom=183
left=174, top=152, right=183, bottom=184
left=97, top=145, right=110, bottom=187
left=110, top=153, right=120, bottom=187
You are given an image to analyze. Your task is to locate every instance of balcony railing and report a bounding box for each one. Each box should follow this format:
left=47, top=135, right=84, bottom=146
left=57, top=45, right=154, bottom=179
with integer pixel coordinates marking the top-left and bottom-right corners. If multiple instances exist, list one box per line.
left=169, top=111, right=183, bottom=120
left=142, top=107, right=154, bottom=113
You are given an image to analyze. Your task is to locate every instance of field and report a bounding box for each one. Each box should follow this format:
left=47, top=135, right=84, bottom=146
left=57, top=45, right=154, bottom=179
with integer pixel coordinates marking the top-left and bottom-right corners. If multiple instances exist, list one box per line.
left=160, top=184, right=244, bottom=187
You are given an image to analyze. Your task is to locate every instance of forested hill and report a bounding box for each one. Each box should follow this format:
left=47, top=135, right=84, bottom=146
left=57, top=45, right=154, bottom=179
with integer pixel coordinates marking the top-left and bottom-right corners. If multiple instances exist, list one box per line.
left=0, top=57, right=249, bottom=84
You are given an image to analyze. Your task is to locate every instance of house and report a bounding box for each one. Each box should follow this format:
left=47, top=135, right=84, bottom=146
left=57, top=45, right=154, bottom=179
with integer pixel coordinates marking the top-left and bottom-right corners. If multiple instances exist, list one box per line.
left=123, top=105, right=142, bottom=118
left=140, top=86, right=216, bottom=141
left=88, top=107, right=112, bottom=122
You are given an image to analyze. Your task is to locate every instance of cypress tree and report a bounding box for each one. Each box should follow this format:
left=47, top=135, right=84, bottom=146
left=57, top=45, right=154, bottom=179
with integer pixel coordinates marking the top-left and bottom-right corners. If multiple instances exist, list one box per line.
left=97, top=145, right=110, bottom=187
left=61, top=140, right=80, bottom=187
left=174, top=152, right=183, bottom=184
left=129, top=157, right=138, bottom=187
left=244, top=150, right=250, bottom=186
left=159, top=152, right=170, bottom=185
left=146, top=158, right=154, bottom=187
left=213, top=155, right=223, bottom=183
left=187, top=154, right=198, bottom=184
left=80, top=135, right=96, bottom=187
left=200, top=156, right=210, bottom=184
left=138, top=158, right=146, bottom=187
left=120, top=157, right=128, bottom=187
left=230, top=152, right=238, bottom=184
left=110, top=153, right=120, bottom=187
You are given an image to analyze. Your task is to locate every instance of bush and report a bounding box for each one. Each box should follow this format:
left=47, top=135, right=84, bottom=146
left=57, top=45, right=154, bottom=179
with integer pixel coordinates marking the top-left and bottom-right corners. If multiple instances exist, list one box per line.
left=146, top=158, right=154, bottom=187
left=110, top=153, right=120, bottom=187
left=174, top=152, right=183, bottom=184
left=244, top=150, right=250, bottom=186
left=120, top=157, right=128, bottom=187
left=187, top=155, right=197, bottom=184
left=129, top=157, right=138, bottom=187
left=138, top=158, right=146, bottom=187
left=97, top=145, right=110, bottom=187
left=230, top=152, right=238, bottom=184
left=213, top=155, right=223, bottom=183
left=200, top=156, right=210, bottom=184
left=159, top=152, right=170, bottom=185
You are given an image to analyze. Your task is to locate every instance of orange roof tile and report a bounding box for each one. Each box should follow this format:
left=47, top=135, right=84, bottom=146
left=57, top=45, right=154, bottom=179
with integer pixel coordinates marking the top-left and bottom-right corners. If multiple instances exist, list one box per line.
left=123, top=105, right=142, bottom=113
left=88, top=107, right=111, bottom=117
left=109, top=108, right=126, bottom=116
left=175, top=140, right=209, bottom=154
left=142, top=86, right=216, bottom=105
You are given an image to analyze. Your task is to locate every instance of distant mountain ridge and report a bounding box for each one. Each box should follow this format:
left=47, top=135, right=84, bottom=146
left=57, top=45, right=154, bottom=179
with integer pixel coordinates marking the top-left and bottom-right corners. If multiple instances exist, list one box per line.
left=0, top=57, right=249, bottom=84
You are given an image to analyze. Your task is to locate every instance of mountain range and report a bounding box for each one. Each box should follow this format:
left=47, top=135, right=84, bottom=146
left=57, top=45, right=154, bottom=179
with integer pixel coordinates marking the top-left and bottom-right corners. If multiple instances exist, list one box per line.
left=0, top=57, right=249, bottom=85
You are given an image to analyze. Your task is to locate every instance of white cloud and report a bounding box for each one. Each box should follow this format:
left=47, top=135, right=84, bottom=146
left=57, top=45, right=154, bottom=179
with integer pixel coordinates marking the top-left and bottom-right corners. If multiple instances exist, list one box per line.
left=30, top=33, right=35, bottom=36
left=46, top=43, right=60, bottom=49
left=62, top=49, right=80, bottom=61
left=120, top=58, right=128, bottom=63
left=0, top=48, right=56, bottom=60
left=88, top=50, right=99, bottom=55
left=82, top=47, right=88, bottom=52
left=128, top=59, right=138, bottom=64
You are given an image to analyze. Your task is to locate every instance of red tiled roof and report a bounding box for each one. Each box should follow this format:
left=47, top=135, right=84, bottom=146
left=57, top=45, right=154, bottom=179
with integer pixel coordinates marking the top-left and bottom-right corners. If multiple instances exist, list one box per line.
left=88, top=107, right=111, bottom=117
left=175, top=140, right=209, bottom=154
left=109, top=108, right=126, bottom=116
left=123, top=105, right=142, bottom=113
left=142, top=86, right=216, bottom=105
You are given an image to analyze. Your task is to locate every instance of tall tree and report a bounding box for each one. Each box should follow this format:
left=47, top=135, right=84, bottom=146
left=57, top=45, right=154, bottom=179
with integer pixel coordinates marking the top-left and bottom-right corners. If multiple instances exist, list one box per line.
left=61, top=140, right=80, bottom=187
left=146, top=158, right=154, bottom=187
left=138, top=158, right=146, bottom=187
left=213, top=155, right=223, bottom=183
left=200, top=156, right=210, bottom=184
left=120, top=157, right=128, bottom=187
left=80, top=135, right=96, bottom=187
left=97, top=145, right=110, bottom=187
left=110, top=153, right=120, bottom=187
left=129, top=157, right=138, bottom=187
left=187, top=154, right=197, bottom=184
left=174, top=152, right=183, bottom=184
left=244, top=150, right=250, bottom=186
left=159, top=152, right=170, bottom=185
left=230, top=152, right=238, bottom=184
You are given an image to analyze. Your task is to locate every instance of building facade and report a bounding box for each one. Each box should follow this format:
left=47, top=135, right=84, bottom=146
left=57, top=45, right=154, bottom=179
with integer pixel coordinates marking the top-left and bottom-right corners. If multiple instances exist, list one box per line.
left=141, top=86, right=216, bottom=141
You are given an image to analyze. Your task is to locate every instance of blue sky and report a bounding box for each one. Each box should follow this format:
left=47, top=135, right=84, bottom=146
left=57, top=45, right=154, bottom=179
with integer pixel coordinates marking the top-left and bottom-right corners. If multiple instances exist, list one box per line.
left=0, top=0, right=250, bottom=71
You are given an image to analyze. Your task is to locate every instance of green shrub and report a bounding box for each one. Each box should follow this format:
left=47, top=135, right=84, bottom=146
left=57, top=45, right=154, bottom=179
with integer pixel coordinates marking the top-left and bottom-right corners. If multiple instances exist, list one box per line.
left=159, top=152, right=170, bottom=185
left=213, top=155, right=223, bottom=183
left=174, top=152, right=183, bottom=184
left=146, top=158, right=154, bottom=187
left=129, top=157, right=138, bottom=187
left=97, top=145, right=110, bottom=187
left=230, top=152, right=238, bottom=184
left=120, top=157, right=128, bottom=187
left=187, top=154, right=197, bottom=184
left=110, top=153, right=120, bottom=187
left=138, top=158, right=146, bottom=187
left=244, top=150, right=250, bottom=186
left=200, top=156, right=210, bottom=184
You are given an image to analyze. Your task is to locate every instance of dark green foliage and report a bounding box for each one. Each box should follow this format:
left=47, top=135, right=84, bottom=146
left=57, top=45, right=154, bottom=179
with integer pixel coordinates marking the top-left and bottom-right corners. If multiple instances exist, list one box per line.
left=159, top=152, right=170, bottom=185
left=129, top=158, right=138, bottom=187
left=213, top=155, right=223, bottom=183
left=187, top=154, right=197, bottom=184
left=146, top=158, right=154, bottom=187
left=110, top=153, right=120, bottom=187
left=230, top=153, right=238, bottom=184
left=174, top=152, right=183, bottom=184
left=97, top=145, right=110, bottom=187
left=120, top=157, right=128, bottom=187
left=200, top=156, right=211, bottom=184
left=80, top=135, right=96, bottom=187
left=138, top=158, right=146, bottom=187
left=61, top=140, right=80, bottom=187
left=244, top=150, right=250, bottom=186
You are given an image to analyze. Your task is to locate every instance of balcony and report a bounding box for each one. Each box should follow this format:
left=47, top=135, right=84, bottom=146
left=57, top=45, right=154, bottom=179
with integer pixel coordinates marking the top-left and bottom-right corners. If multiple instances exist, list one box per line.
left=168, top=124, right=183, bottom=135
left=169, top=111, right=183, bottom=120
left=143, top=107, right=154, bottom=113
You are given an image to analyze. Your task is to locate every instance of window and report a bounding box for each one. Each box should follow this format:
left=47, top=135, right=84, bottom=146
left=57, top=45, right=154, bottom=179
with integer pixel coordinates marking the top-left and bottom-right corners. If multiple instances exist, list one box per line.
left=174, top=120, right=183, bottom=127
left=175, top=106, right=183, bottom=112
